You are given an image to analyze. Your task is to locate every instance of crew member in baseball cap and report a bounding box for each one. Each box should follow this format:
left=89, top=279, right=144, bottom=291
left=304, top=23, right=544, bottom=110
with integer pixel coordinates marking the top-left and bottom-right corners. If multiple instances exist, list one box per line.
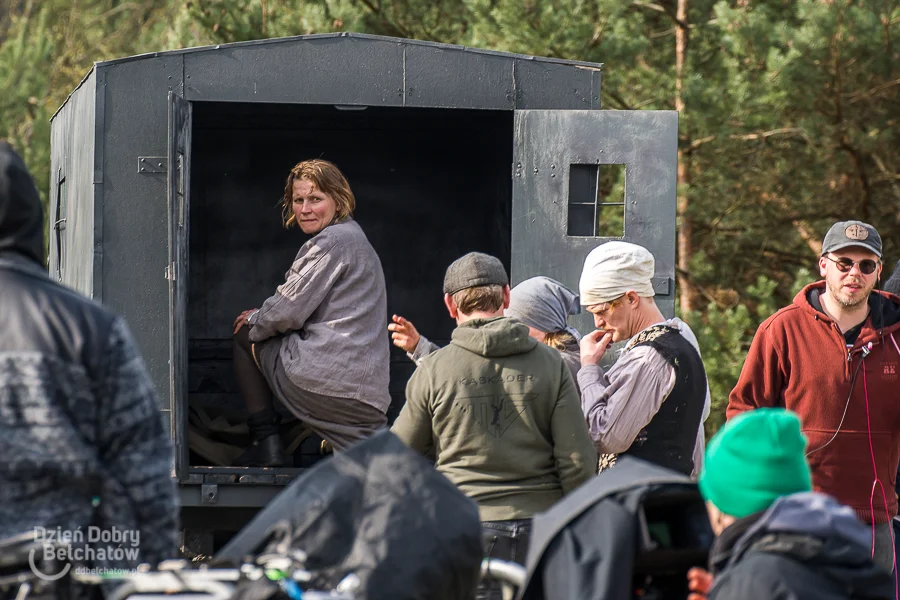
left=727, top=218, right=900, bottom=572
left=821, top=220, right=882, bottom=258
left=392, top=251, right=596, bottom=600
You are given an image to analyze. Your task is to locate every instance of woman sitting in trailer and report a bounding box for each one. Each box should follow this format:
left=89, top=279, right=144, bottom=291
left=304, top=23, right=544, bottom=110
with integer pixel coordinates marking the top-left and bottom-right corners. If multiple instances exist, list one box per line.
left=231, top=159, right=390, bottom=467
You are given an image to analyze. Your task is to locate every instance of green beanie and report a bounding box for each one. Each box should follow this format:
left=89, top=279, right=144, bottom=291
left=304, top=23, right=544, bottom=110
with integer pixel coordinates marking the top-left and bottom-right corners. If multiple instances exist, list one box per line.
left=699, top=408, right=812, bottom=519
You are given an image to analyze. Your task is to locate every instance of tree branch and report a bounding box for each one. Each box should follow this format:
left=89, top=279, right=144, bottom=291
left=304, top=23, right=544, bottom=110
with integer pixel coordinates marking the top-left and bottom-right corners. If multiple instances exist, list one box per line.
left=356, top=0, right=412, bottom=38
left=831, top=7, right=844, bottom=125
left=871, top=152, right=900, bottom=200
left=675, top=267, right=730, bottom=310
left=847, top=78, right=900, bottom=104
left=683, top=135, right=716, bottom=154
left=586, top=8, right=611, bottom=50
left=839, top=137, right=873, bottom=219
left=602, top=90, right=634, bottom=110
left=631, top=0, right=689, bottom=30
left=729, top=128, right=808, bottom=142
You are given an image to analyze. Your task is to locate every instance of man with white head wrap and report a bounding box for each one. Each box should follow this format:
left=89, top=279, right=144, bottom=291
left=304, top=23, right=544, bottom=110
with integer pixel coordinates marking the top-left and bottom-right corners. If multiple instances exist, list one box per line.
left=578, top=241, right=711, bottom=477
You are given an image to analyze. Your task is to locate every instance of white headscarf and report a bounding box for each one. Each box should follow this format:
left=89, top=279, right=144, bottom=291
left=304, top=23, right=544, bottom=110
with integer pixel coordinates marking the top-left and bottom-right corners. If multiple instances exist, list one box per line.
left=579, top=241, right=655, bottom=306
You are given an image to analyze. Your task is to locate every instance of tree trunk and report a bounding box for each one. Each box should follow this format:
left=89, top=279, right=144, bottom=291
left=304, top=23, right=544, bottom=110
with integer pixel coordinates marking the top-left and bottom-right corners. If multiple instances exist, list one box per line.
left=675, top=0, right=696, bottom=314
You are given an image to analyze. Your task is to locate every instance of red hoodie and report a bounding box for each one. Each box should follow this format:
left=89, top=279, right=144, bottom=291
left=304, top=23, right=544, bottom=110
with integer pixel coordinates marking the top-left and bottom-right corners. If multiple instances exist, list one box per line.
left=728, top=282, right=900, bottom=524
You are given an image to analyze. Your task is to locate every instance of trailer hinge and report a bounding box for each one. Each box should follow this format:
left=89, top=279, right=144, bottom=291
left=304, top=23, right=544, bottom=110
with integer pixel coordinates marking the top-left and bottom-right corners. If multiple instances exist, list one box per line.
left=201, top=484, right=218, bottom=505
left=651, top=277, right=673, bottom=296
left=138, top=157, right=167, bottom=174
left=165, top=263, right=176, bottom=282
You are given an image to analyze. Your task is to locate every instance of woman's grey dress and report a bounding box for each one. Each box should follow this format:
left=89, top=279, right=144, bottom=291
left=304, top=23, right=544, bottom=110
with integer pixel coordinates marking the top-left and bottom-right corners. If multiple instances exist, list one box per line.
left=248, top=219, right=390, bottom=450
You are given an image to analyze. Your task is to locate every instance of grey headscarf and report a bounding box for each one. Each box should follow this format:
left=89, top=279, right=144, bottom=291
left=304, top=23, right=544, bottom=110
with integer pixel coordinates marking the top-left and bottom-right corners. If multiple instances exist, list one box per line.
left=506, top=276, right=582, bottom=340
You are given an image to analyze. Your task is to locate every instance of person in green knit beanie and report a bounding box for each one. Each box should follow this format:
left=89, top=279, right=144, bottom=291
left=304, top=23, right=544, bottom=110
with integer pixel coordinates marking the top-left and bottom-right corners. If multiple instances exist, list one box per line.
left=699, top=407, right=812, bottom=529
left=686, top=408, right=893, bottom=600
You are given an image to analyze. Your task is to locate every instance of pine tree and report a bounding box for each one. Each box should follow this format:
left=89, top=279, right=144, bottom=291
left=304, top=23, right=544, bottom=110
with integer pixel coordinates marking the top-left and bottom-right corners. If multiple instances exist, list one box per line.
left=0, top=0, right=173, bottom=214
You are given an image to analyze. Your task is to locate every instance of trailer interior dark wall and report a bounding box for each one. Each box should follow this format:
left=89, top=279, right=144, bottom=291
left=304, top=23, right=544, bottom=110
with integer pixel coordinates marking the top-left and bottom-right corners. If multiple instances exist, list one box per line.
left=187, top=102, right=513, bottom=451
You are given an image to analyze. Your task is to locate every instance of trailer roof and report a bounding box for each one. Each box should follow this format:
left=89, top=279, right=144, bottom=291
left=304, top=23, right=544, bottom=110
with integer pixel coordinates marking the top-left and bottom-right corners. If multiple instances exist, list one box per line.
left=94, top=32, right=604, bottom=69
left=53, top=32, right=603, bottom=120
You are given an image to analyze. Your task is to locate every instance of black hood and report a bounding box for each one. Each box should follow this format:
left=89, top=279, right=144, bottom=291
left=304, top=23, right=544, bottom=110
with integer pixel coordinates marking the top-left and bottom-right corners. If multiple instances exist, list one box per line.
left=805, top=282, right=900, bottom=336
left=716, top=493, right=894, bottom=597
left=884, top=259, right=900, bottom=297
left=0, top=142, right=44, bottom=265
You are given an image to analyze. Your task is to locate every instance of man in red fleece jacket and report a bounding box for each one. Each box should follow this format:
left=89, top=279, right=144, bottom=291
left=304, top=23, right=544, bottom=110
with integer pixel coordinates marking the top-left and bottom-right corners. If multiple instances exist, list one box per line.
left=728, top=220, right=900, bottom=572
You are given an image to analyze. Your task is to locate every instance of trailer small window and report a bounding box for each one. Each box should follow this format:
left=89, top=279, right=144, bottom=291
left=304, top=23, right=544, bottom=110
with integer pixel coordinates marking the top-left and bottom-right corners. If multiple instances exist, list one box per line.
left=567, top=164, right=625, bottom=237
left=54, top=174, right=67, bottom=281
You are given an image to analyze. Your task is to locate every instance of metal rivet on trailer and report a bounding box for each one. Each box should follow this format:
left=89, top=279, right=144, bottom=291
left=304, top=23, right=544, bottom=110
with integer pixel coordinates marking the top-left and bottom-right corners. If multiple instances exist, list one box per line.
left=201, top=484, right=218, bottom=504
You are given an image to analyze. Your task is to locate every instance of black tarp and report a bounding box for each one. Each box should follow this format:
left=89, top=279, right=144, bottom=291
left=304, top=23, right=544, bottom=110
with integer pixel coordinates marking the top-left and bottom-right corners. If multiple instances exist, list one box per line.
left=217, top=431, right=483, bottom=600
left=519, top=457, right=714, bottom=600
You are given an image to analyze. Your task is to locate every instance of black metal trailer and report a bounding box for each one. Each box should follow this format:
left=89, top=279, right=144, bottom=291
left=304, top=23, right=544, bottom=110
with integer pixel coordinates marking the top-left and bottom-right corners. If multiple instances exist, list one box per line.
left=49, top=32, right=678, bottom=549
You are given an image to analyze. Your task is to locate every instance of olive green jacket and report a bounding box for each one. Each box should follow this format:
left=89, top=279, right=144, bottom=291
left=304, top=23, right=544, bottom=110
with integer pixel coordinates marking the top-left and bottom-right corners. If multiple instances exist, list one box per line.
left=392, top=317, right=597, bottom=521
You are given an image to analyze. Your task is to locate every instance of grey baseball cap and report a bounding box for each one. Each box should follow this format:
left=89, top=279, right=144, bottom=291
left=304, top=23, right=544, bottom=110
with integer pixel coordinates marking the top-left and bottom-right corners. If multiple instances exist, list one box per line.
left=821, top=221, right=882, bottom=258
left=443, top=252, right=509, bottom=295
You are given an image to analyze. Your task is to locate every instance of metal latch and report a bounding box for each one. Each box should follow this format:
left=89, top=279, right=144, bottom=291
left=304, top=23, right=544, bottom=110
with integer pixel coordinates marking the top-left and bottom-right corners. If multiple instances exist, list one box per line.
left=138, top=157, right=167, bottom=174
left=164, top=263, right=176, bottom=282
left=201, top=484, right=218, bottom=505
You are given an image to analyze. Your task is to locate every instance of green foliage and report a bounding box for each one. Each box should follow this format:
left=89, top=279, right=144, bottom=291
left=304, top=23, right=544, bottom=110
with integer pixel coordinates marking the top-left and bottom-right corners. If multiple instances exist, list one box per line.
left=684, top=275, right=780, bottom=437
left=0, top=0, right=173, bottom=247
left=694, top=0, right=900, bottom=286
left=683, top=265, right=816, bottom=436
left=0, top=5, right=54, bottom=205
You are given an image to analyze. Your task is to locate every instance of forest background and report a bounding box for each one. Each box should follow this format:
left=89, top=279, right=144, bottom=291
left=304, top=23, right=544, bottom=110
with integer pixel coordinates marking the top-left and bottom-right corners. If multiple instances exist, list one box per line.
left=2, top=0, right=899, bottom=435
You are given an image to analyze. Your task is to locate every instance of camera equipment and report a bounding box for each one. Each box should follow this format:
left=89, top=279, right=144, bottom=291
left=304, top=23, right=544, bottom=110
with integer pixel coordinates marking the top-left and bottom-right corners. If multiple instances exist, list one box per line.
left=520, top=457, right=714, bottom=600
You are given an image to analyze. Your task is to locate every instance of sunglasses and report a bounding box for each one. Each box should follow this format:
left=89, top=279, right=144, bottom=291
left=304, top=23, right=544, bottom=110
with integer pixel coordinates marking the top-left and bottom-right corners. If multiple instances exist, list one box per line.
left=824, top=255, right=880, bottom=275
left=589, top=295, right=626, bottom=317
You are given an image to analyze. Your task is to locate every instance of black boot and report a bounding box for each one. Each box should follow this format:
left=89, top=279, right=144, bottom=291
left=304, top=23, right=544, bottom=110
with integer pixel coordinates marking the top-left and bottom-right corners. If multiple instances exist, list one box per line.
left=234, top=409, right=291, bottom=467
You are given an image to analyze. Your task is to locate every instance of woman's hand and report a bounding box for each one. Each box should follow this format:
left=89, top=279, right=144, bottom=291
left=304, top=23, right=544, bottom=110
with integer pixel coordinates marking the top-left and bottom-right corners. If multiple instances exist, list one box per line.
left=233, top=309, right=258, bottom=334
left=388, top=315, right=420, bottom=353
left=687, top=567, right=713, bottom=600
left=580, top=329, right=613, bottom=367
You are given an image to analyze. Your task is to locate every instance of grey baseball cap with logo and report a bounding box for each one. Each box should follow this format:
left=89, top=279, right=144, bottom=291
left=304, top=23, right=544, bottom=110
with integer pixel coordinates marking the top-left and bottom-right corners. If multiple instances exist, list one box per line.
left=821, top=220, right=882, bottom=258
left=443, top=252, right=509, bottom=295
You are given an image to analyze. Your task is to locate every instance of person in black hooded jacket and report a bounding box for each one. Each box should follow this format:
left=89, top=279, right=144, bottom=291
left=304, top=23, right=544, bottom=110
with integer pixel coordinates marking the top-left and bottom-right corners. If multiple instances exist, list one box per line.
left=0, top=142, right=178, bottom=584
left=689, top=408, right=893, bottom=600
left=885, top=259, right=900, bottom=296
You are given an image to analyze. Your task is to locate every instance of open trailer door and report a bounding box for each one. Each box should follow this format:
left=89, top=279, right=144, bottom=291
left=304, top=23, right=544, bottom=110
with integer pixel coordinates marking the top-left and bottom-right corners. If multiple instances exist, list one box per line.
left=167, top=91, right=192, bottom=479
left=511, top=110, right=678, bottom=332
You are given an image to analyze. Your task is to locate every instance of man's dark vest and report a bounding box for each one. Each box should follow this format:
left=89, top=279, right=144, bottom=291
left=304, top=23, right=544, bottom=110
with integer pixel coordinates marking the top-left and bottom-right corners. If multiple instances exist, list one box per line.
left=621, top=324, right=707, bottom=476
